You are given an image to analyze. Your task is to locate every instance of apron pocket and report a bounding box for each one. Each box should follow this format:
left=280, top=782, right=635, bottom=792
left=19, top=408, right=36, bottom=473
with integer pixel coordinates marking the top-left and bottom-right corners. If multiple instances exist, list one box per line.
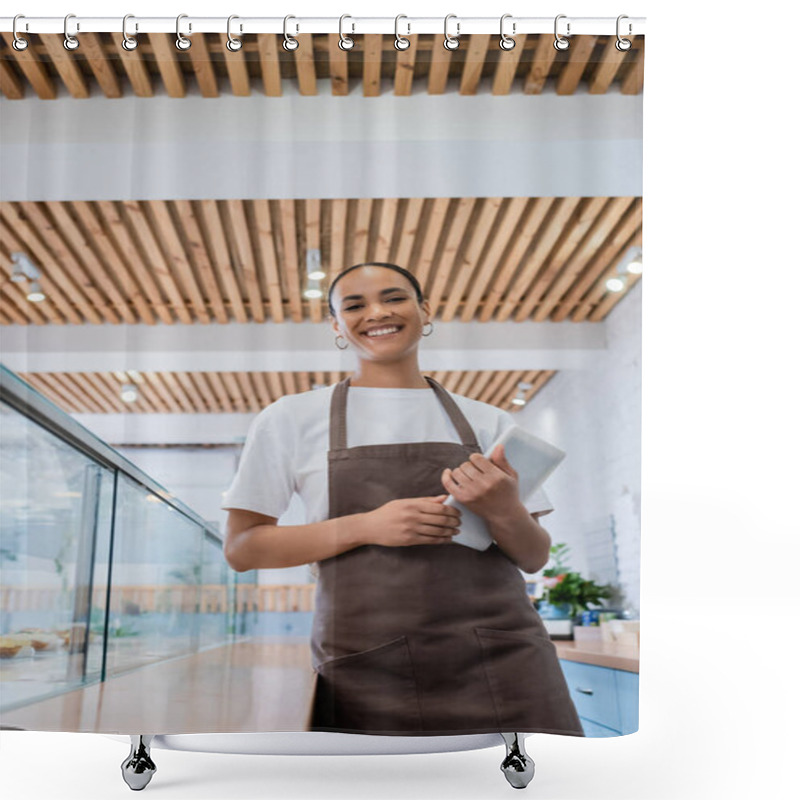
left=474, top=627, right=577, bottom=732
left=314, top=635, right=423, bottom=733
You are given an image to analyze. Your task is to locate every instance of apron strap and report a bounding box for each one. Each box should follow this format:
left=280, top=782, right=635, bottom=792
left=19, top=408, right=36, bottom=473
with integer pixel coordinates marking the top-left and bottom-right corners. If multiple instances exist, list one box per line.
left=330, top=375, right=480, bottom=450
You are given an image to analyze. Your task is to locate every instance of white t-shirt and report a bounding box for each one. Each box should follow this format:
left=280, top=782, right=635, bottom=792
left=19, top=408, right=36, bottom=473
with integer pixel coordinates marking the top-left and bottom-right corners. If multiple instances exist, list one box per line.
left=221, top=384, right=554, bottom=524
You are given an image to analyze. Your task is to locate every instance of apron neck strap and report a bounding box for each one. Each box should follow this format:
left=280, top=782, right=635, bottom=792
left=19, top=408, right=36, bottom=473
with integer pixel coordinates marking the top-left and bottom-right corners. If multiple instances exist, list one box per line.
left=330, top=376, right=479, bottom=450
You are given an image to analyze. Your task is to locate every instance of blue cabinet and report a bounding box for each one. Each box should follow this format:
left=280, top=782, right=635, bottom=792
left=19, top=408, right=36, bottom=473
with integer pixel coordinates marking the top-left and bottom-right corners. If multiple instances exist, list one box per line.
left=559, top=659, right=638, bottom=736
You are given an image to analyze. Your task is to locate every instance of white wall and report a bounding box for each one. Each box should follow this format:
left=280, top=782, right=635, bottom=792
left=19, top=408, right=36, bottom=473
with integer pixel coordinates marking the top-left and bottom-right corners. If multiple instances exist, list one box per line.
left=513, top=280, right=642, bottom=614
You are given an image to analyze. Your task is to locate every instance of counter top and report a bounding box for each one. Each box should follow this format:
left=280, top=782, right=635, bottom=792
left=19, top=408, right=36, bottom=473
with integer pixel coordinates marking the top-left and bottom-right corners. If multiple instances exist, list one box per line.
left=553, top=638, right=639, bottom=673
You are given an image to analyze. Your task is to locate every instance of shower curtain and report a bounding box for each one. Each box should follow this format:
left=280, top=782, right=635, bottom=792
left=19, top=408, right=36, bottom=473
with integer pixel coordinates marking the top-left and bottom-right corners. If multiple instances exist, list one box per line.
left=0, top=13, right=643, bottom=747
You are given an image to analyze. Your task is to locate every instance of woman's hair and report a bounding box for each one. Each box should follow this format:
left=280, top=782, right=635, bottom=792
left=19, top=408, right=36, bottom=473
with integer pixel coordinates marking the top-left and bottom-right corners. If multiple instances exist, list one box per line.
left=327, top=262, right=424, bottom=317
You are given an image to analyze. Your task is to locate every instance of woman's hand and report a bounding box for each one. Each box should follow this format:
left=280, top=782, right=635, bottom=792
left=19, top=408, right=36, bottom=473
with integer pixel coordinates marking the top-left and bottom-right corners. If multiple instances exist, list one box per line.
left=441, top=444, right=520, bottom=521
left=364, top=495, right=461, bottom=547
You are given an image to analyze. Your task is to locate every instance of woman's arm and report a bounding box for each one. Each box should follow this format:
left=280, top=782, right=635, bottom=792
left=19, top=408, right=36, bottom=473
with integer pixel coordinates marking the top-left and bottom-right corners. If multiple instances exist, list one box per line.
left=224, top=508, right=371, bottom=571
left=485, top=504, right=552, bottom=574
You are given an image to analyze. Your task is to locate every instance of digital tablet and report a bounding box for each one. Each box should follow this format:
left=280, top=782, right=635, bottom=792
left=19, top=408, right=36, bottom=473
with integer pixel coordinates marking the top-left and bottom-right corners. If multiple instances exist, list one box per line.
left=445, top=425, right=566, bottom=552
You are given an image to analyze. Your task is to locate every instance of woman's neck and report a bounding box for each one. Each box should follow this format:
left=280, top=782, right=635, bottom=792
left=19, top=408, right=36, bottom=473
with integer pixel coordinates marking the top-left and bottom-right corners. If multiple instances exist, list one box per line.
left=349, top=362, right=429, bottom=389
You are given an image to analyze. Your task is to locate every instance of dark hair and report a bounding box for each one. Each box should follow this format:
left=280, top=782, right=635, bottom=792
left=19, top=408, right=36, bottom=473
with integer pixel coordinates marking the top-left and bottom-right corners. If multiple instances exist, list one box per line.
left=327, top=262, right=424, bottom=317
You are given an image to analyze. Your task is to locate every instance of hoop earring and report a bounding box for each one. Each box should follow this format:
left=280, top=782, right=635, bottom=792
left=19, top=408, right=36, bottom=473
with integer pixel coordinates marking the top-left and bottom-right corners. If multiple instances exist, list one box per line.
left=422, top=322, right=434, bottom=337
left=335, top=335, right=349, bottom=350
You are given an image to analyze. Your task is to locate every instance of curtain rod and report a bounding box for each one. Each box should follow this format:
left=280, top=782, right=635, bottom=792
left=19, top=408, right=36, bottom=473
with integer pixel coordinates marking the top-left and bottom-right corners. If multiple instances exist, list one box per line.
left=0, top=15, right=646, bottom=37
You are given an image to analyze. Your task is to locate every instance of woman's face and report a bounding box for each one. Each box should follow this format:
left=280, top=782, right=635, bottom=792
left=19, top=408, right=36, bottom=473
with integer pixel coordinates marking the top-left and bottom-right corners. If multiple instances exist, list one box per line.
left=330, top=266, right=431, bottom=360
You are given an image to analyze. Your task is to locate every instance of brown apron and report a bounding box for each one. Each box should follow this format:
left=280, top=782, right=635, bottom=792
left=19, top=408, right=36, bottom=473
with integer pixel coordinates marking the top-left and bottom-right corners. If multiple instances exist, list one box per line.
left=309, top=375, right=584, bottom=737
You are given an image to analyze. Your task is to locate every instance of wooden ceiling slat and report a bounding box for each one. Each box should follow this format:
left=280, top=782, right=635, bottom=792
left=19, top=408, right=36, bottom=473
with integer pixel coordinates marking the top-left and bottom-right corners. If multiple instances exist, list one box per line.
left=266, top=373, right=284, bottom=402
left=147, top=33, right=186, bottom=98
left=480, top=198, right=553, bottom=321
left=393, top=198, right=424, bottom=268
left=185, top=33, right=219, bottom=98
left=293, top=34, right=317, bottom=96
left=535, top=197, right=633, bottom=320
left=492, top=34, right=527, bottom=95
left=115, top=370, right=158, bottom=413
left=220, top=372, right=245, bottom=412
left=427, top=38, right=453, bottom=94
left=97, top=371, right=135, bottom=412
left=0, top=299, right=27, bottom=324
left=251, top=200, right=285, bottom=323
left=523, top=35, right=558, bottom=94
left=559, top=199, right=642, bottom=321
left=328, top=199, right=347, bottom=282
left=251, top=372, right=274, bottom=407
left=198, top=200, right=248, bottom=323
left=362, top=35, right=383, bottom=97
left=588, top=36, right=628, bottom=94
left=117, top=37, right=154, bottom=97
left=174, top=372, right=205, bottom=412
left=460, top=34, right=491, bottom=95
left=620, top=43, right=644, bottom=95
left=327, top=33, right=349, bottom=96
left=277, top=200, right=304, bottom=322
left=296, top=372, right=312, bottom=394
left=160, top=371, right=195, bottom=413
left=148, top=201, right=211, bottom=324
left=172, top=201, right=227, bottom=325
left=147, top=371, right=181, bottom=412
left=45, top=201, right=137, bottom=324
left=226, top=200, right=265, bottom=323
left=15, top=202, right=116, bottom=323
left=350, top=199, right=372, bottom=267
left=219, top=34, right=251, bottom=96
left=38, top=34, right=89, bottom=98
left=122, top=201, right=192, bottom=324
left=373, top=198, right=398, bottom=264
left=0, top=53, right=25, bottom=99
left=476, top=371, right=508, bottom=405
left=423, top=198, right=470, bottom=314
left=416, top=197, right=454, bottom=302
left=497, top=197, right=581, bottom=322
left=588, top=234, right=642, bottom=320
left=36, top=372, right=97, bottom=412
left=78, top=372, right=119, bottom=413
left=0, top=279, right=49, bottom=324
left=460, top=197, right=529, bottom=321
left=256, top=34, right=282, bottom=96
left=556, top=36, right=597, bottom=95
left=516, top=197, right=607, bottom=320
left=442, top=198, right=505, bottom=321
left=490, top=370, right=526, bottom=407
left=454, top=370, right=478, bottom=396
left=0, top=215, right=77, bottom=323
left=94, top=201, right=172, bottom=324
left=206, top=372, right=233, bottom=413
left=304, top=199, right=324, bottom=323
left=237, top=372, right=261, bottom=413
left=0, top=33, right=57, bottom=99
left=393, top=33, right=418, bottom=96
left=79, top=33, right=123, bottom=98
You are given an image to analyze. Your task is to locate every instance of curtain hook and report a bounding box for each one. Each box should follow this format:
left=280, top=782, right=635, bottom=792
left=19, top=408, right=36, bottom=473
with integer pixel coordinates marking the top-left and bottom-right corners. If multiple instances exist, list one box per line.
left=554, top=14, right=570, bottom=51
left=338, top=14, right=354, bottom=51
left=12, top=15, right=29, bottom=51
left=63, top=13, right=80, bottom=51
left=175, top=14, right=192, bottom=50
left=121, top=14, right=138, bottom=51
left=283, top=15, right=299, bottom=51
left=226, top=15, right=243, bottom=52
left=443, top=13, right=460, bottom=51
left=615, top=14, right=632, bottom=51
left=394, top=15, right=411, bottom=51
left=499, top=14, right=516, bottom=51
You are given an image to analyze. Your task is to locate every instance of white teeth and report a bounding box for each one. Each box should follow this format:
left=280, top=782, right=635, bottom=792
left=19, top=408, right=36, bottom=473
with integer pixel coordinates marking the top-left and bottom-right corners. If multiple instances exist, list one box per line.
left=365, top=326, right=400, bottom=337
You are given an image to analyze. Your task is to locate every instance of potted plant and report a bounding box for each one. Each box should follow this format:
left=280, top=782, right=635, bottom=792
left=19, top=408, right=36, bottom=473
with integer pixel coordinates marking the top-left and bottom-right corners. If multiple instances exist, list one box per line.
left=537, top=543, right=614, bottom=624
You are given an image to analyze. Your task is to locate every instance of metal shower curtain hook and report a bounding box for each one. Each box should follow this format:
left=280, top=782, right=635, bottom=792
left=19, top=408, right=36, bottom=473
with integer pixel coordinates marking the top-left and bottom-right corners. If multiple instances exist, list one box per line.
left=443, top=13, right=460, bottom=51
left=499, top=14, right=516, bottom=51
left=615, top=15, right=633, bottom=51
left=554, top=14, right=570, bottom=51
left=12, top=14, right=29, bottom=51
left=226, top=15, right=243, bottom=52
left=283, top=15, right=299, bottom=51
left=175, top=14, right=192, bottom=50
left=121, top=14, right=138, bottom=51
left=394, top=15, right=411, bottom=51
left=63, top=13, right=79, bottom=51
left=338, top=14, right=354, bottom=51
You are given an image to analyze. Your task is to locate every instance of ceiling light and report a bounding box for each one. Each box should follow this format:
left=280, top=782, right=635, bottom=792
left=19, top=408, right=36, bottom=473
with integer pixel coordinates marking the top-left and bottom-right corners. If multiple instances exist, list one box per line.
left=11, top=252, right=37, bottom=282
left=626, top=255, right=643, bottom=275
left=306, top=249, right=326, bottom=281
left=304, top=277, right=323, bottom=299
left=120, top=383, right=138, bottom=403
left=606, top=275, right=626, bottom=292
left=26, top=281, right=46, bottom=302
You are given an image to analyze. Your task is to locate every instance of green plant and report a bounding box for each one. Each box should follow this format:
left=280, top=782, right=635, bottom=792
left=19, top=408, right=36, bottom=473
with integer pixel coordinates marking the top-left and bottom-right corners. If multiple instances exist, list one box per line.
left=541, top=543, right=614, bottom=619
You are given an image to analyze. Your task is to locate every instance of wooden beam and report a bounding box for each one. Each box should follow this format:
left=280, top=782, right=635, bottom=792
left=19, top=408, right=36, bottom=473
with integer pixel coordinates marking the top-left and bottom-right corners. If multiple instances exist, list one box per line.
left=256, top=34, right=282, bottom=96
left=0, top=33, right=57, bottom=99
left=328, top=33, right=349, bottom=96
left=460, top=34, right=490, bottom=95
left=362, top=35, right=382, bottom=96
left=147, top=33, right=186, bottom=98
left=79, top=33, right=122, bottom=98
left=492, top=34, right=527, bottom=95
left=556, top=35, right=597, bottom=95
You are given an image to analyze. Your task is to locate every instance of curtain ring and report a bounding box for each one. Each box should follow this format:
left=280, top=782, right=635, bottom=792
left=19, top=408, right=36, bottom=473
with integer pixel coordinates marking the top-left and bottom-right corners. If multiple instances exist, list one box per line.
left=121, top=14, right=138, bottom=51
left=615, top=15, right=632, bottom=51
left=12, top=15, right=29, bottom=51
left=226, top=15, right=243, bottom=52
left=394, top=15, right=411, bottom=51
left=338, top=14, right=354, bottom=50
left=443, top=13, right=460, bottom=51
left=553, top=14, right=570, bottom=51
left=175, top=14, right=192, bottom=50
left=499, top=14, right=516, bottom=51
left=283, top=15, right=299, bottom=51
left=63, top=13, right=80, bottom=51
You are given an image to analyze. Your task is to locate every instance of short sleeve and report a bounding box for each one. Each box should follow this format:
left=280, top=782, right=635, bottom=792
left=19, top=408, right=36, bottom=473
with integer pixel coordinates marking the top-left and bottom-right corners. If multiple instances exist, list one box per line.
left=220, top=401, right=295, bottom=518
left=496, top=410, right=555, bottom=518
